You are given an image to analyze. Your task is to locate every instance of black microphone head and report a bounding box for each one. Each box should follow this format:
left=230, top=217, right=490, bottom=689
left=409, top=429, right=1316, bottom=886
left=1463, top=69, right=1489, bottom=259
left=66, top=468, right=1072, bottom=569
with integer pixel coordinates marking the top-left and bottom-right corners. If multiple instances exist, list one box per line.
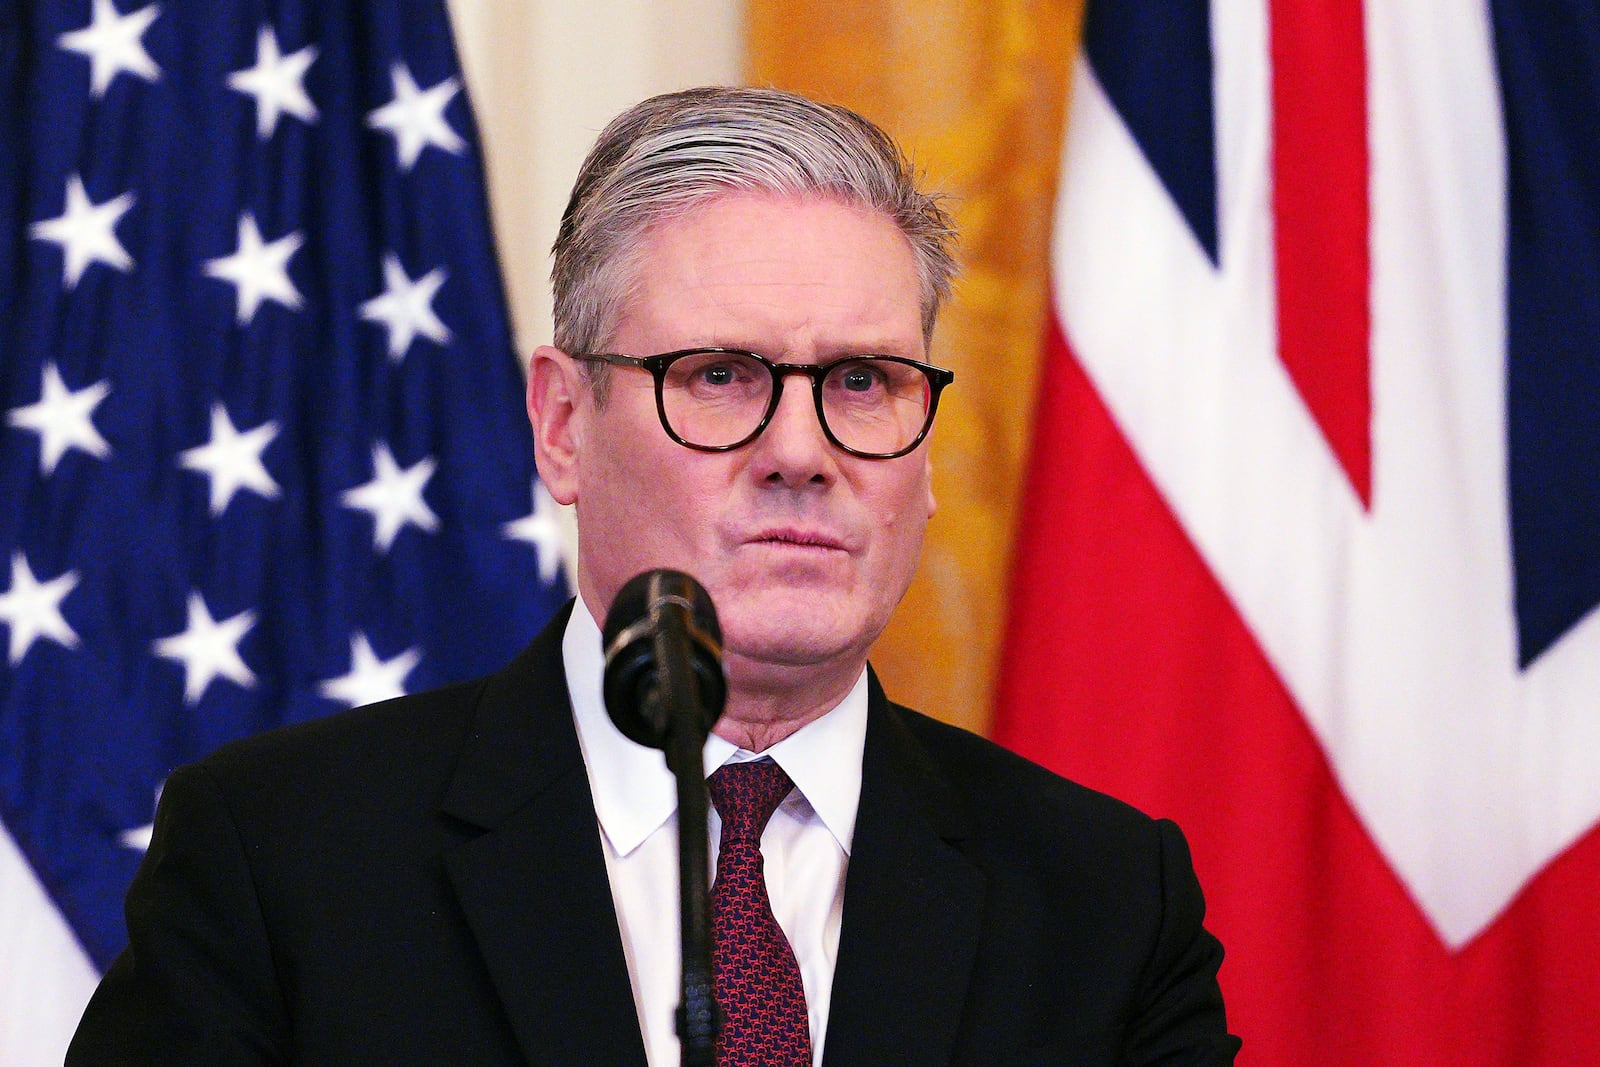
left=602, top=570, right=722, bottom=650
left=602, top=570, right=725, bottom=750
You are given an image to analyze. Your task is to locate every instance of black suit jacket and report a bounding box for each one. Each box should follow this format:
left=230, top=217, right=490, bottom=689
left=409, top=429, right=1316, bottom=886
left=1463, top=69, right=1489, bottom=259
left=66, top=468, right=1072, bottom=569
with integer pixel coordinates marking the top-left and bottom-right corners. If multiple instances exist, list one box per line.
left=70, top=604, right=1239, bottom=1064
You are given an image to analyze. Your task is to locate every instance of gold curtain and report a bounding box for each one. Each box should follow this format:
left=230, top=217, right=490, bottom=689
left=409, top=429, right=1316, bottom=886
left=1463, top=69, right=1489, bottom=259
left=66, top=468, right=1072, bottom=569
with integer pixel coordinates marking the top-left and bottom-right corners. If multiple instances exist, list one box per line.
left=747, top=1, right=1084, bottom=736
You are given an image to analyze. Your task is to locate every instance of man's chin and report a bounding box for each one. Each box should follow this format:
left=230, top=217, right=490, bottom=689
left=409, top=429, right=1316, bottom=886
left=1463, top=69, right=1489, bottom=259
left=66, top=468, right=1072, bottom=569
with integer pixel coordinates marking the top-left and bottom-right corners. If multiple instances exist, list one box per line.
left=716, top=595, right=876, bottom=675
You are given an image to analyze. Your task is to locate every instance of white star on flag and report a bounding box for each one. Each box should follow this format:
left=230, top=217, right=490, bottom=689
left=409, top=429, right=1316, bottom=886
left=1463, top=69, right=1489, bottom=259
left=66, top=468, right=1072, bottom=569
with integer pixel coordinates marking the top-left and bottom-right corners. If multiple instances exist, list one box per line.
left=179, top=403, right=281, bottom=515
left=503, top=480, right=566, bottom=584
left=118, top=823, right=153, bottom=852
left=319, top=632, right=421, bottom=709
left=118, top=783, right=162, bottom=853
left=56, top=0, right=162, bottom=98
left=340, top=443, right=440, bottom=552
left=226, top=25, right=318, bottom=139
left=365, top=62, right=464, bottom=171
left=152, top=592, right=257, bottom=705
left=6, top=362, right=112, bottom=475
left=203, top=211, right=304, bottom=324
left=0, top=553, right=81, bottom=666
left=29, top=174, right=136, bottom=289
left=359, top=253, right=451, bottom=361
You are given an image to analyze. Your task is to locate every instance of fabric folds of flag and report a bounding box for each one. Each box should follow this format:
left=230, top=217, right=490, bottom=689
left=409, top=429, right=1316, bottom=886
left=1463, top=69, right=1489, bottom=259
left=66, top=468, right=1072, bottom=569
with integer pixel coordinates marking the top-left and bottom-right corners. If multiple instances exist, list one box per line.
left=997, top=0, right=1600, bottom=1062
left=0, top=1, right=567, bottom=1060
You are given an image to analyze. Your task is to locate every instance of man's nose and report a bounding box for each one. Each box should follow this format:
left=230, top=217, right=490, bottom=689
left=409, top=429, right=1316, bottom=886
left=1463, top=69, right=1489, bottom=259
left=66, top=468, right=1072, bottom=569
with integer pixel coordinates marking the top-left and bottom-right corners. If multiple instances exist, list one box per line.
left=754, top=373, right=834, bottom=482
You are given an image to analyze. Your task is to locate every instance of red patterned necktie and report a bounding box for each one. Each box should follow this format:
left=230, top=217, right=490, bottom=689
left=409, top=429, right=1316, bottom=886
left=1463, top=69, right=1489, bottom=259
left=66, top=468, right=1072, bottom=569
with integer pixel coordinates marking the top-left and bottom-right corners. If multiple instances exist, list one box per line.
left=706, top=758, right=813, bottom=1067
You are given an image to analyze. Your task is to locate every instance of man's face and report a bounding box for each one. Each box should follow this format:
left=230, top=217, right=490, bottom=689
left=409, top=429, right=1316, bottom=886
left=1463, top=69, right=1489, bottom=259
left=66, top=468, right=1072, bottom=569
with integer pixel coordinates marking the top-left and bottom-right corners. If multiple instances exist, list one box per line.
left=542, top=192, right=936, bottom=690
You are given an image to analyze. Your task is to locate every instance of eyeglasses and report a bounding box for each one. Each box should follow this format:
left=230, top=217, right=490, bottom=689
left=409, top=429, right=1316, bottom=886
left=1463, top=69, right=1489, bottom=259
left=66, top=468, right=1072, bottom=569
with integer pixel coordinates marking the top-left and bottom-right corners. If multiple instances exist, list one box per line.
left=573, top=348, right=954, bottom=460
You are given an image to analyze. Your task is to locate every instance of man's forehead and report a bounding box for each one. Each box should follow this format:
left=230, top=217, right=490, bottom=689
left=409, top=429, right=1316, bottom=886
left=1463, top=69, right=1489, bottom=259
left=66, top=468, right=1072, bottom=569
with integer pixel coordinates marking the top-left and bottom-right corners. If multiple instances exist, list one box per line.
left=610, top=197, right=924, bottom=359
left=624, top=193, right=917, bottom=293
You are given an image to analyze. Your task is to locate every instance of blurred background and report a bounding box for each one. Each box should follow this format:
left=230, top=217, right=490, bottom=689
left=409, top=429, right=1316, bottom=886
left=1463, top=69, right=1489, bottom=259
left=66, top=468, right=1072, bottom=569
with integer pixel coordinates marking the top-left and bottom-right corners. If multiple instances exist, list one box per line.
left=5, top=0, right=1599, bottom=1062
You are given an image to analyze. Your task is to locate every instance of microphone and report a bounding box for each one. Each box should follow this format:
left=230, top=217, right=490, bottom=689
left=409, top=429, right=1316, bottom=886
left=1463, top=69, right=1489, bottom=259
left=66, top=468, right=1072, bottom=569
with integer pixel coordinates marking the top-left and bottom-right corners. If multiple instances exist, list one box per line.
left=601, top=568, right=727, bottom=752
left=601, top=569, right=727, bottom=1066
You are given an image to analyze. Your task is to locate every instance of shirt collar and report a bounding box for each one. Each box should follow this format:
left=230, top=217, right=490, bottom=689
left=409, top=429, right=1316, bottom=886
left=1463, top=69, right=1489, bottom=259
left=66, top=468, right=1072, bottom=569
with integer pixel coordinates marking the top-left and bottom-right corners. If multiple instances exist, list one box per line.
left=564, top=594, right=868, bottom=858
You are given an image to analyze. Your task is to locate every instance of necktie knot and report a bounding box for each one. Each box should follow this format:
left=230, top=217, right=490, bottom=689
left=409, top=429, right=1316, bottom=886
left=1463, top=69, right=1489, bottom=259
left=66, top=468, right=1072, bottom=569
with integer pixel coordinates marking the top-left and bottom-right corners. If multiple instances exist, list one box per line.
left=708, top=758, right=795, bottom=842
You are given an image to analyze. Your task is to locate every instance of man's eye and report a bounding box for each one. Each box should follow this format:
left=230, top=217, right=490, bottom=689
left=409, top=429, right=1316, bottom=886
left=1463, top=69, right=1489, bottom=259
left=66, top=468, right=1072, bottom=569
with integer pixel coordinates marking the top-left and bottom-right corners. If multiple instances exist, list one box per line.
left=838, top=364, right=885, bottom=393
left=699, top=363, right=737, bottom=386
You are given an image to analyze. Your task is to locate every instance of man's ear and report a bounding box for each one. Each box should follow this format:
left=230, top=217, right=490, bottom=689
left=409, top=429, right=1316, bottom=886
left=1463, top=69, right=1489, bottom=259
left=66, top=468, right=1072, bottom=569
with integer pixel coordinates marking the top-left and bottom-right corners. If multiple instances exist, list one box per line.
left=527, top=345, right=583, bottom=505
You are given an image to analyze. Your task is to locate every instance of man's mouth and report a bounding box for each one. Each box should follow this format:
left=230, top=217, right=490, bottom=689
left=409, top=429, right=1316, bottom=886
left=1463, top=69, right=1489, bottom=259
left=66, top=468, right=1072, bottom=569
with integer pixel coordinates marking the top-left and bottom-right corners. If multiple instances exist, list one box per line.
left=747, top=527, right=848, bottom=551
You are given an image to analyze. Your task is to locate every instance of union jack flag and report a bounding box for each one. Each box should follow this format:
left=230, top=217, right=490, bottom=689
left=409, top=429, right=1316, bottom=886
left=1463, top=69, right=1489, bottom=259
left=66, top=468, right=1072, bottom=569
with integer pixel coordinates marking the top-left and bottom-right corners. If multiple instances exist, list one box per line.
left=0, top=1, right=567, bottom=1059
left=1000, top=0, right=1600, bottom=1061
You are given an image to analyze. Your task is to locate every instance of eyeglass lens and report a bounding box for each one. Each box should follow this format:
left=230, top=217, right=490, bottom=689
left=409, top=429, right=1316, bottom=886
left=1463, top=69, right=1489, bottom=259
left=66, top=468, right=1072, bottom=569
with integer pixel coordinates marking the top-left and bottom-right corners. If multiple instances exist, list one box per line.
left=659, top=351, right=933, bottom=455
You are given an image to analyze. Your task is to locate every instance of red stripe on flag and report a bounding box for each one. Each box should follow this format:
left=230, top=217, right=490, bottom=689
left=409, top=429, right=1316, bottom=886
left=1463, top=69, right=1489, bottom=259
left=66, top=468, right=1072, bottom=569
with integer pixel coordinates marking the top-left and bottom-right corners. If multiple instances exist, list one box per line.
left=995, top=316, right=1600, bottom=1061
left=1271, top=0, right=1373, bottom=506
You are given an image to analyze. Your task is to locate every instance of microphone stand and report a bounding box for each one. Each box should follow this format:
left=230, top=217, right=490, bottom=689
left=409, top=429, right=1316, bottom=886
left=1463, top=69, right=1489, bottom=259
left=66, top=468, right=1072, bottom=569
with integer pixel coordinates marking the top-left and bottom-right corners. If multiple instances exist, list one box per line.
left=653, top=607, right=719, bottom=1067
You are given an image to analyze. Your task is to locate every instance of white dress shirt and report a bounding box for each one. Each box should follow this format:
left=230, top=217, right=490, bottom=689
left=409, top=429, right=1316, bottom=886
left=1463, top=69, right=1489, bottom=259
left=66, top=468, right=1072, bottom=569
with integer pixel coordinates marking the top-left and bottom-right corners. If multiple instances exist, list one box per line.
left=563, top=597, right=867, bottom=1067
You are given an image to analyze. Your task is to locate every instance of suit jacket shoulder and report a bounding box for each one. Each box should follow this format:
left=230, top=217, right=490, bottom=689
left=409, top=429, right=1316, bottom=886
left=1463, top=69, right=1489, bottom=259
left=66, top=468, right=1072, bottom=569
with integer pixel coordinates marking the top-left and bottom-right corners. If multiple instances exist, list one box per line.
left=70, top=603, right=648, bottom=1067
left=820, top=678, right=1240, bottom=1066
left=889, top=694, right=1164, bottom=839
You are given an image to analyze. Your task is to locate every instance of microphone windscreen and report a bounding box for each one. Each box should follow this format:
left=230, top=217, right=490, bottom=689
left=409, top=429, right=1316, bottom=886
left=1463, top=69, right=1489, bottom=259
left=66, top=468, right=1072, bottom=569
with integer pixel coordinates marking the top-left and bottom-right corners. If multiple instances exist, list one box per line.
left=602, top=570, right=722, bottom=652
left=601, top=570, right=725, bottom=750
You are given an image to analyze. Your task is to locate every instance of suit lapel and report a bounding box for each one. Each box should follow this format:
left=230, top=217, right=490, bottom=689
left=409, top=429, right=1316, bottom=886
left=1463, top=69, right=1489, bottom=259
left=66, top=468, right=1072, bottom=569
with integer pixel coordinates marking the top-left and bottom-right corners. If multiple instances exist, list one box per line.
left=440, top=604, right=649, bottom=1067
left=821, top=675, right=986, bottom=1067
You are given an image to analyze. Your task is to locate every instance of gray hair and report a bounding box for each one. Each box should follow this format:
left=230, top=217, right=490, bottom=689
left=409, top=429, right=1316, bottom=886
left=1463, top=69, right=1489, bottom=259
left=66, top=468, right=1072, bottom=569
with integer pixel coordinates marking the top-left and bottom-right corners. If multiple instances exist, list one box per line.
left=551, top=86, right=957, bottom=396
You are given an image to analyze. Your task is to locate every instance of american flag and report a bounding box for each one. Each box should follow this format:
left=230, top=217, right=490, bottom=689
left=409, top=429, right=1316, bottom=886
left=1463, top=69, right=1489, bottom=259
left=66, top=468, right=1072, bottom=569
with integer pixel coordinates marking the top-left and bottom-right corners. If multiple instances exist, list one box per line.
left=999, top=0, right=1600, bottom=1061
left=0, top=0, right=567, bottom=1057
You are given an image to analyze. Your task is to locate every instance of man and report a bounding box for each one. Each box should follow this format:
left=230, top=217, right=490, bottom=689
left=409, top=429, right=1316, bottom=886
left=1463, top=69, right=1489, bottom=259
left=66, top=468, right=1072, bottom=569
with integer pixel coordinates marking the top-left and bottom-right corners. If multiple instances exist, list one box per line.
left=70, top=87, right=1240, bottom=1065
